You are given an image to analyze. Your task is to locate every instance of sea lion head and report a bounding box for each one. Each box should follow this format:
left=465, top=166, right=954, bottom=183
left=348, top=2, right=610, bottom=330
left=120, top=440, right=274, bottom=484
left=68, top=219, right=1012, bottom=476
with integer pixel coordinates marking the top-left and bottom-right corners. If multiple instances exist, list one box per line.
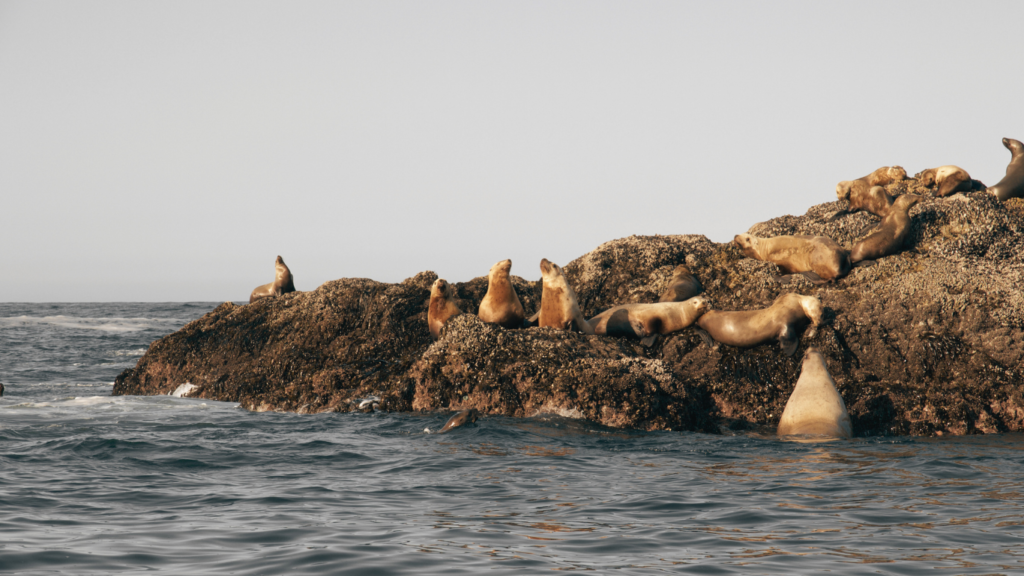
left=490, top=259, right=513, bottom=277
left=431, top=278, right=450, bottom=299
left=732, top=234, right=758, bottom=258
left=799, top=295, right=823, bottom=335
left=670, top=264, right=691, bottom=277
left=894, top=193, right=923, bottom=212
left=835, top=181, right=853, bottom=201
left=688, top=294, right=712, bottom=315
left=914, top=169, right=936, bottom=187
left=888, top=166, right=908, bottom=181
left=1004, top=137, right=1024, bottom=156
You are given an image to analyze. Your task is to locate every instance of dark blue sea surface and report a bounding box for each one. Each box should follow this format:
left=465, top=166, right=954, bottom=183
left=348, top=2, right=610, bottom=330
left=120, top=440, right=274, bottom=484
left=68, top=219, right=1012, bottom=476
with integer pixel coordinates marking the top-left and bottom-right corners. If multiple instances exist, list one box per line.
left=2, top=303, right=1023, bottom=575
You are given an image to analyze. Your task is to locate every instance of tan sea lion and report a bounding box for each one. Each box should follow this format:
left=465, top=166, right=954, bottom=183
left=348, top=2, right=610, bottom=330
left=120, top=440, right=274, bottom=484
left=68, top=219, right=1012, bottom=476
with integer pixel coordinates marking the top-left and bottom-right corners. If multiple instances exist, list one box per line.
left=989, top=137, right=1024, bottom=201
left=834, top=165, right=906, bottom=216
left=695, top=293, right=822, bottom=357
left=915, top=165, right=982, bottom=197
left=588, top=296, right=710, bottom=346
left=249, top=255, right=296, bottom=303
left=734, top=234, right=851, bottom=285
left=831, top=184, right=894, bottom=220
left=849, top=194, right=922, bottom=264
left=428, top=278, right=464, bottom=340
left=478, top=259, right=526, bottom=329
left=438, top=408, right=479, bottom=433
left=539, top=258, right=594, bottom=334
left=658, top=265, right=704, bottom=303
left=777, top=347, right=852, bottom=438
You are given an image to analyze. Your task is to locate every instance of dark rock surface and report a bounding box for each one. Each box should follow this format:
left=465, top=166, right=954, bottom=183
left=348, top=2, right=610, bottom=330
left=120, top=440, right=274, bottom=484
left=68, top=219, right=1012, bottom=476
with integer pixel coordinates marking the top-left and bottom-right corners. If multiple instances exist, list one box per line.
left=113, top=182, right=1024, bottom=435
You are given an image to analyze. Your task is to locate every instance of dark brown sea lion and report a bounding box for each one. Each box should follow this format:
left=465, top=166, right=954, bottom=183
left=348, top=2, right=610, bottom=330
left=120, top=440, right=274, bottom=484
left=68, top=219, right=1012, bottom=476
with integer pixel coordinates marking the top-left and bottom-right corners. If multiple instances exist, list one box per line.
left=249, top=256, right=296, bottom=303
left=588, top=296, right=710, bottom=346
left=915, top=165, right=983, bottom=197
left=439, top=408, right=479, bottom=433
left=989, top=137, right=1024, bottom=201
left=428, top=278, right=464, bottom=340
left=734, top=234, right=851, bottom=285
left=777, top=347, right=852, bottom=438
left=538, top=259, right=594, bottom=334
left=695, top=293, right=822, bottom=357
left=658, top=264, right=704, bottom=303
left=832, top=184, right=894, bottom=220
left=478, top=259, right=526, bottom=329
left=849, top=194, right=922, bottom=264
left=0, top=382, right=4, bottom=397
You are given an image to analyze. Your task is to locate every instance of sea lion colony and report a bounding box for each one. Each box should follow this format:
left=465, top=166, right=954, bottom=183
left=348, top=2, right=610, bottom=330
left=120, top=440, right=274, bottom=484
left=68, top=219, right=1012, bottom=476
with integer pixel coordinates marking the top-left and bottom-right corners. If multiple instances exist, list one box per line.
left=244, top=137, right=1022, bottom=438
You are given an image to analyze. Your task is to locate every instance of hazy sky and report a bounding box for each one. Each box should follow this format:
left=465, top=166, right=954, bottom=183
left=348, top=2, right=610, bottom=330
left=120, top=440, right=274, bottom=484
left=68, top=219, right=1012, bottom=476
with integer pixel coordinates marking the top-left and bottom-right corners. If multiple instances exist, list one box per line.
left=2, top=1, right=1021, bottom=301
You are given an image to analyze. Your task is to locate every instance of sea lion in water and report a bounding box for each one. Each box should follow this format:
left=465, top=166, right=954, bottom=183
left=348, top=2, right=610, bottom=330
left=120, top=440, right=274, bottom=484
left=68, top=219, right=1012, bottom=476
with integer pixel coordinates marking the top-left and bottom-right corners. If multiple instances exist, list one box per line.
left=438, top=408, right=479, bottom=433
left=989, top=137, right=1024, bottom=201
left=915, top=165, right=982, bottom=197
left=734, top=234, right=851, bottom=285
left=478, top=259, right=526, bottom=329
left=538, top=259, right=594, bottom=334
left=0, top=382, right=4, bottom=397
left=249, top=255, right=296, bottom=303
left=777, top=347, right=852, bottom=438
left=695, top=293, right=822, bottom=357
left=849, top=194, right=923, bottom=264
left=832, top=184, right=894, bottom=220
left=588, top=296, right=710, bottom=346
left=658, top=265, right=704, bottom=303
left=428, top=278, right=464, bottom=340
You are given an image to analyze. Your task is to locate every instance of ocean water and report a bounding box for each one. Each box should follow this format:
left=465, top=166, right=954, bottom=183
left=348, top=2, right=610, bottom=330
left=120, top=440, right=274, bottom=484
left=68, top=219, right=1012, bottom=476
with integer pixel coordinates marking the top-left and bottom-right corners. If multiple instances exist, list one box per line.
left=1, top=303, right=1023, bottom=575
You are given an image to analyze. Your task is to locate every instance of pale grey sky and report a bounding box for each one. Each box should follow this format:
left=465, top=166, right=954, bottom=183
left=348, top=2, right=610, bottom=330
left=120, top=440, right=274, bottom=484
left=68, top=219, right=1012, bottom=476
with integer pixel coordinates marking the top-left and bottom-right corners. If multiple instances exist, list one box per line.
left=1, top=1, right=1021, bottom=301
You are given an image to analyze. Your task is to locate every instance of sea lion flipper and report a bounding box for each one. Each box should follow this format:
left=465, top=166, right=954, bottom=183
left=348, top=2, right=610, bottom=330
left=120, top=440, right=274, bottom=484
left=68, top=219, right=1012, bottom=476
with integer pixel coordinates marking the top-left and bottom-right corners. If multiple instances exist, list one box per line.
left=800, top=271, right=826, bottom=285
left=525, top=311, right=540, bottom=327
left=827, top=209, right=849, bottom=222
left=853, top=259, right=877, bottom=268
left=779, top=326, right=798, bottom=357
left=640, top=334, right=660, bottom=348
left=695, top=327, right=716, bottom=349
left=773, top=274, right=793, bottom=285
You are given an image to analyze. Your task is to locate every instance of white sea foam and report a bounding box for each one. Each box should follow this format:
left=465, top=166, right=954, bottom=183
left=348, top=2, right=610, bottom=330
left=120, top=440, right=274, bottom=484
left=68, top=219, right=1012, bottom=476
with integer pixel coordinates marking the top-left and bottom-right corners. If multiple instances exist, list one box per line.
left=112, top=348, right=149, bottom=357
left=0, top=315, right=181, bottom=333
left=171, top=383, right=197, bottom=398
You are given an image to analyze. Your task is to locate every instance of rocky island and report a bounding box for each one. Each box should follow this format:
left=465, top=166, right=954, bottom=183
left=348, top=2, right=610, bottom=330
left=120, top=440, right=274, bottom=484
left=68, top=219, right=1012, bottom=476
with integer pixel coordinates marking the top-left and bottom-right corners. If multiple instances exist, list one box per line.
left=113, top=178, right=1024, bottom=436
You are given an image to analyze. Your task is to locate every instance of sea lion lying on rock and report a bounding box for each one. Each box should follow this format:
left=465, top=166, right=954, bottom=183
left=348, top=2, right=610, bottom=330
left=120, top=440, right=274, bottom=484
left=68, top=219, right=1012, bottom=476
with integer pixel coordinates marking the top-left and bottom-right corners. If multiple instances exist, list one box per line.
left=478, top=259, right=526, bottom=329
left=916, top=165, right=983, bottom=197
left=538, top=258, right=594, bottom=334
left=777, top=347, right=852, bottom=439
left=989, top=137, right=1024, bottom=201
left=850, top=194, right=923, bottom=264
left=428, top=279, right=464, bottom=340
left=734, top=233, right=851, bottom=285
left=249, top=256, right=296, bottom=303
left=658, top=264, right=704, bottom=303
left=695, top=293, right=822, bottom=357
left=438, top=408, right=479, bottom=433
left=831, top=184, right=894, bottom=220
left=833, top=166, right=906, bottom=218
left=587, top=296, right=710, bottom=347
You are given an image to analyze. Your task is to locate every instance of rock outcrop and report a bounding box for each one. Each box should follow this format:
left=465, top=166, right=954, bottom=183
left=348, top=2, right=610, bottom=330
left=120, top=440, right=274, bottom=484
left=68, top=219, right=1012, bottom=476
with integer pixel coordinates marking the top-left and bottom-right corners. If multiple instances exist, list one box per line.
left=114, top=182, right=1024, bottom=436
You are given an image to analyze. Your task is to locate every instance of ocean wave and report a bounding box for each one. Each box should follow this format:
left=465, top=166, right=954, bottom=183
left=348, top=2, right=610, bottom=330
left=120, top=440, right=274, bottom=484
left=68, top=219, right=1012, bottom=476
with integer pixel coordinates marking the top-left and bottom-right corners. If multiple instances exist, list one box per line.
left=0, top=315, right=183, bottom=333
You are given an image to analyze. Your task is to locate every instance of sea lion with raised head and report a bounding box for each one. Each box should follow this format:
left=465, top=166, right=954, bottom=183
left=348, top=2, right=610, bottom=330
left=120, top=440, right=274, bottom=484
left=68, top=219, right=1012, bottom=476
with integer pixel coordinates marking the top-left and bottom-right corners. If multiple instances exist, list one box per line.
left=428, top=278, right=464, bottom=340
left=915, top=165, right=982, bottom=197
left=588, top=295, right=710, bottom=346
left=538, top=258, right=594, bottom=334
left=478, top=259, right=526, bottom=329
left=249, top=255, right=296, bottom=303
left=734, top=234, right=851, bottom=285
left=658, top=264, right=704, bottom=303
left=989, top=137, right=1024, bottom=201
left=849, top=194, right=922, bottom=264
left=777, top=347, right=852, bottom=438
left=831, top=184, right=894, bottom=220
left=695, top=293, right=822, bottom=357
left=438, top=408, right=479, bottom=433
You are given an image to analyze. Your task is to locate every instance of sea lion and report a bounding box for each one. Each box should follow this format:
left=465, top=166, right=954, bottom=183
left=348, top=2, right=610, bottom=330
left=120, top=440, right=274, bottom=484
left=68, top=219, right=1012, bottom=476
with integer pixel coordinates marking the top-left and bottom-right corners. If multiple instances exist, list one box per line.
left=478, top=259, right=526, bottom=329
left=249, top=255, right=296, bottom=303
left=438, top=408, right=479, bottom=433
left=588, top=296, right=710, bottom=346
left=777, top=347, right=852, bottom=438
left=658, top=265, right=704, bottom=303
left=0, top=382, right=4, bottom=397
left=428, top=278, right=464, bottom=340
left=695, top=293, right=822, bottom=357
left=834, top=166, right=906, bottom=216
left=849, top=194, right=923, bottom=264
left=831, top=184, right=894, bottom=220
left=538, top=258, right=594, bottom=334
left=915, top=165, right=982, bottom=197
left=734, top=234, right=851, bottom=285
left=989, top=137, right=1024, bottom=201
